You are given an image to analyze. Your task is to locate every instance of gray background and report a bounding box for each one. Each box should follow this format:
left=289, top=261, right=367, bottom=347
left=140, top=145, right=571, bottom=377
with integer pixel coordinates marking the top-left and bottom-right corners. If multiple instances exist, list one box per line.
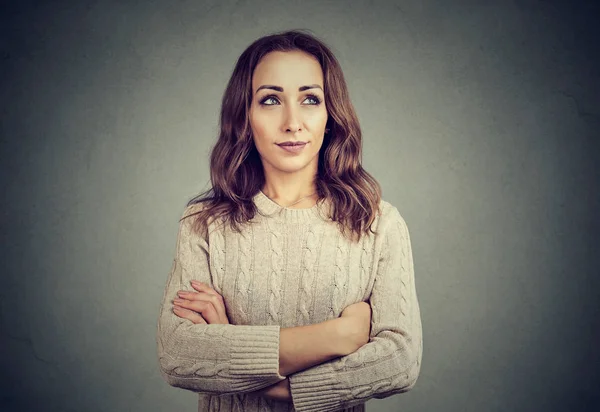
left=1, top=0, right=598, bottom=411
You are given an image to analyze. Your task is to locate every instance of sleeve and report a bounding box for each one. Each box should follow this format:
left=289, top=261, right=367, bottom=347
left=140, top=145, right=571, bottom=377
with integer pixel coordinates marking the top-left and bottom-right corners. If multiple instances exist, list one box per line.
left=156, top=205, right=287, bottom=396
left=287, top=205, right=423, bottom=412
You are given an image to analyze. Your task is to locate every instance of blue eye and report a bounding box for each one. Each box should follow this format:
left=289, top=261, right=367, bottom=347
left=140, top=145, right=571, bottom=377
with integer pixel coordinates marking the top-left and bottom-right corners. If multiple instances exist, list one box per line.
left=304, top=94, right=321, bottom=105
left=260, top=96, right=279, bottom=105
left=258, top=94, right=322, bottom=106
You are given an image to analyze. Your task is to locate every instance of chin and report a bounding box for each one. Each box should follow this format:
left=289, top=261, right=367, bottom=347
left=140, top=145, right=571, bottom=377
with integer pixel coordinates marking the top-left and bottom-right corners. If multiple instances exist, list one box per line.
left=274, top=161, right=311, bottom=173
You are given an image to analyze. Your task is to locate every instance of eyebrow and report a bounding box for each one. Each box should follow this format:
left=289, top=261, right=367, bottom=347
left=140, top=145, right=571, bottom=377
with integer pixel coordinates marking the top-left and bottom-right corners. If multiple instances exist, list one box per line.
left=255, top=84, right=323, bottom=93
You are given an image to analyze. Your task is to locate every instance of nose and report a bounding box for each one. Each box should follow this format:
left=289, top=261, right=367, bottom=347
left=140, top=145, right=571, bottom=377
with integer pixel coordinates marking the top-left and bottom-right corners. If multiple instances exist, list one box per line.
left=283, top=104, right=302, bottom=133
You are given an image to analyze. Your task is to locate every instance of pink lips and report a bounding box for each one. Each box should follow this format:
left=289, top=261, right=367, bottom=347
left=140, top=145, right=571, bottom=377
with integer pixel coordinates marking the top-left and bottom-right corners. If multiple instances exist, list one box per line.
left=277, top=142, right=307, bottom=153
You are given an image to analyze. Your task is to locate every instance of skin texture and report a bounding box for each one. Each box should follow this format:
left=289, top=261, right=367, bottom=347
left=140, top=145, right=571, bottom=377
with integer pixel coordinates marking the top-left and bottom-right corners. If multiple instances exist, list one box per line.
left=249, top=50, right=328, bottom=207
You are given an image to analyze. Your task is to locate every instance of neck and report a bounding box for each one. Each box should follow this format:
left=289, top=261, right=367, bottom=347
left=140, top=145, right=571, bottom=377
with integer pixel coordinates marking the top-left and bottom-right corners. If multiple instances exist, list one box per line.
left=253, top=190, right=331, bottom=223
left=260, top=156, right=319, bottom=207
left=261, top=178, right=318, bottom=208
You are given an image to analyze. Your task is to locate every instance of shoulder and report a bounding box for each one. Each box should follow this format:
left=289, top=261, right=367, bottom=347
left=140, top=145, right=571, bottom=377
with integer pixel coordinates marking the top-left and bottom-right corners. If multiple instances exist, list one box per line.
left=178, top=202, right=205, bottom=229
left=376, top=199, right=410, bottom=237
left=177, top=201, right=212, bottom=240
left=181, top=201, right=206, bottom=220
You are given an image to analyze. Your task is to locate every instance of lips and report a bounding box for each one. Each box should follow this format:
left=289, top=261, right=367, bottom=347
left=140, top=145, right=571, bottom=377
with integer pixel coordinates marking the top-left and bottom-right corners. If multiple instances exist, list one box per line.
left=277, top=142, right=308, bottom=153
left=277, top=142, right=307, bottom=147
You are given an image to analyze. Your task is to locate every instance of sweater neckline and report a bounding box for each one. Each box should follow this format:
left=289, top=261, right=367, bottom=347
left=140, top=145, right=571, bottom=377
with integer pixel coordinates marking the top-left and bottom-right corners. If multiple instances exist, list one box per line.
left=253, top=190, right=331, bottom=223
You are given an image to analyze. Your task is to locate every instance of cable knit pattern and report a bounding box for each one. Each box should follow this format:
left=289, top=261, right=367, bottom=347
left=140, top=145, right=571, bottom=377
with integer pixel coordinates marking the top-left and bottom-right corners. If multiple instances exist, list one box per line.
left=211, top=219, right=226, bottom=292
left=235, top=227, right=252, bottom=323
left=266, top=217, right=284, bottom=325
left=332, top=235, right=350, bottom=318
left=357, top=241, right=370, bottom=302
left=156, top=190, right=423, bottom=412
left=297, top=225, right=318, bottom=326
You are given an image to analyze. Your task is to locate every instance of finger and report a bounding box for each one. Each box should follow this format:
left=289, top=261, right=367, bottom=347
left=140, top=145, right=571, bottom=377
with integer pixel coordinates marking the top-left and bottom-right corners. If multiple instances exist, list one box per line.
left=174, top=298, right=220, bottom=324
left=177, top=290, right=211, bottom=300
left=182, top=289, right=222, bottom=310
left=189, top=282, right=228, bottom=322
left=173, top=306, right=207, bottom=324
left=190, top=281, right=219, bottom=298
left=173, top=305, right=207, bottom=324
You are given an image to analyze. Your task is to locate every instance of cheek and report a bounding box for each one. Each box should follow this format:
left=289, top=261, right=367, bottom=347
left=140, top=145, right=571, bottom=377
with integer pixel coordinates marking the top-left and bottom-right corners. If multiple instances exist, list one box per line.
left=250, top=112, right=274, bottom=140
left=308, top=107, right=328, bottom=128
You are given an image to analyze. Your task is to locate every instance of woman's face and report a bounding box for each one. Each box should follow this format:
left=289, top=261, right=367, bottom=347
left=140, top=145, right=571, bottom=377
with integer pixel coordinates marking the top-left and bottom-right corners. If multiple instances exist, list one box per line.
left=249, top=50, right=328, bottom=176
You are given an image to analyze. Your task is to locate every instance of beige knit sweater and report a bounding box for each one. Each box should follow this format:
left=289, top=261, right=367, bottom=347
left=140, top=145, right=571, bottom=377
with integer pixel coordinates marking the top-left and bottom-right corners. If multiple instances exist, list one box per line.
left=156, top=190, right=423, bottom=412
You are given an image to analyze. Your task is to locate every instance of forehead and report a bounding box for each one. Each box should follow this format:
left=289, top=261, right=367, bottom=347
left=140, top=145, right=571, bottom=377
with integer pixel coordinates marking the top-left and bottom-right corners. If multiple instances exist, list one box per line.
left=252, top=50, right=323, bottom=92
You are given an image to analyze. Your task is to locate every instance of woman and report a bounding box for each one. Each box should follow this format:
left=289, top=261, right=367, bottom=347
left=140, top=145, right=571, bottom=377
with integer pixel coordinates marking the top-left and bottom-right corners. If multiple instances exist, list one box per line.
left=156, top=29, right=423, bottom=412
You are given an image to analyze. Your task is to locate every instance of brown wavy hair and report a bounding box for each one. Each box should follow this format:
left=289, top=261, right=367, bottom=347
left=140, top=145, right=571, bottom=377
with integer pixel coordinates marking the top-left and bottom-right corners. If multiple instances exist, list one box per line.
left=184, top=29, right=382, bottom=242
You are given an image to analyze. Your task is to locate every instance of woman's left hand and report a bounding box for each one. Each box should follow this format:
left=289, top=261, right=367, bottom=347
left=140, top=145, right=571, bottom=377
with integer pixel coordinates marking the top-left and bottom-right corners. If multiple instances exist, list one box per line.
left=172, top=280, right=230, bottom=324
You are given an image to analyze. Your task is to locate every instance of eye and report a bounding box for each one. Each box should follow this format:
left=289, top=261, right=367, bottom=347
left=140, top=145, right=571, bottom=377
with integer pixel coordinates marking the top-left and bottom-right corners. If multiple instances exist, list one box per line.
left=258, top=94, right=322, bottom=106
left=259, top=95, right=280, bottom=106
left=303, top=94, right=321, bottom=105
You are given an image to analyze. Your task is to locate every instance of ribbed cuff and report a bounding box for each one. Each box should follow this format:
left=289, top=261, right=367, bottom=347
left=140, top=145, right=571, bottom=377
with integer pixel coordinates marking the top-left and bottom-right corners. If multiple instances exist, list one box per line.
left=226, top=325, right=284, bottom=381
left=289, top=363, right=347, bottom=412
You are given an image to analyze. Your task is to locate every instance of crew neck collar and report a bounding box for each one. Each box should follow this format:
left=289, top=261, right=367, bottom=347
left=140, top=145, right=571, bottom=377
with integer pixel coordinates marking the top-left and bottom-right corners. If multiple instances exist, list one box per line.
left=253, top=190, right=331, bottom=223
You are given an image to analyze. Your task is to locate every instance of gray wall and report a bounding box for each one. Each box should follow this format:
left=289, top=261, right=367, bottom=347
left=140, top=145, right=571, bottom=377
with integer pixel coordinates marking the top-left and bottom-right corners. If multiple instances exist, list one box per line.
left=1, top=1, right=598, bottom=411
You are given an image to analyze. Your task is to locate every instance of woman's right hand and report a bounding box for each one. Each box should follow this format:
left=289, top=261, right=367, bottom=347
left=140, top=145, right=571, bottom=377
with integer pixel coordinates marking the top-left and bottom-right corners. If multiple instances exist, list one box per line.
left=338, top=301, right=372, bottom=354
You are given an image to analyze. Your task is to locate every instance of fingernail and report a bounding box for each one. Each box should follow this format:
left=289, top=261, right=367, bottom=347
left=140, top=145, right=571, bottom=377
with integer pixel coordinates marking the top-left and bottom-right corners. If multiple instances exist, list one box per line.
left=173, top=298, right=184, bottom=304
left=178, top=291, right=189, bottom=296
